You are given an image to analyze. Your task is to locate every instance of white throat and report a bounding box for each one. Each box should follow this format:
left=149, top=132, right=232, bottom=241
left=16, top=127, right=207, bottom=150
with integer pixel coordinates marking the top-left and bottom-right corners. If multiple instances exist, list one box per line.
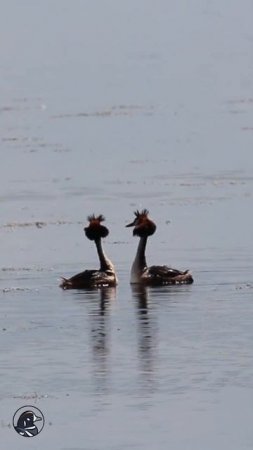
left=130, top=236, right=148, bottom=283
left=95, top=239, right=114, bottom=272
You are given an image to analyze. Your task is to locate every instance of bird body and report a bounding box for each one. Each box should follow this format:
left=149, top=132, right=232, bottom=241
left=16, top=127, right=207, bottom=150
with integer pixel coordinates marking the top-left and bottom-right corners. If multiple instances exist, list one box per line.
left=60, top=214, right=117, bottom=289
left=126, top=209, right=193, bottom=285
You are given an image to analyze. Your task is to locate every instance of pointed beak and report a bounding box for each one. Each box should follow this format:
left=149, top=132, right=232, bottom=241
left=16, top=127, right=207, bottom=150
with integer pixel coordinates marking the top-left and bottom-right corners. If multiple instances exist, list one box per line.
left=33, top=414, right=42, bottom=422
left=126, top=221, right=135, bottom=227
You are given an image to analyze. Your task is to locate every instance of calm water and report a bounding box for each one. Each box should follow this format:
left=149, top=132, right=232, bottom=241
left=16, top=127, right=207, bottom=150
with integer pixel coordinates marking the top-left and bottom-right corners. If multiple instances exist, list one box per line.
left=1, top=1, right=253, bottom=448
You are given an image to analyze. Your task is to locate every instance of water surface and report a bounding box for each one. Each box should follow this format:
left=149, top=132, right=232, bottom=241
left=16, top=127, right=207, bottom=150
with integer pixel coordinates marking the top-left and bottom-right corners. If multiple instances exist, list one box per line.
left=1, top=1, right=253, bottom=448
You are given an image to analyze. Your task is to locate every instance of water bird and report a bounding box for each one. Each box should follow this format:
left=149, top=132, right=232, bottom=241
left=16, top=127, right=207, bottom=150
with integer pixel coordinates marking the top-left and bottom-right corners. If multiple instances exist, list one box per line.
left=60, top=214, right=117, bottom=289
left=126, top=209, right=193, bottom=285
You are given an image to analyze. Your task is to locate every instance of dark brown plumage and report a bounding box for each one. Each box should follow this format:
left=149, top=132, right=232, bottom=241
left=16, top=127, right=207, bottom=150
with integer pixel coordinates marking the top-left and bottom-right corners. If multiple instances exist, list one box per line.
left=126, top=209, right=193, bottom=285
left=60, top=214, right=117, bottom=289
left=84, top=214, right=109, bottom=240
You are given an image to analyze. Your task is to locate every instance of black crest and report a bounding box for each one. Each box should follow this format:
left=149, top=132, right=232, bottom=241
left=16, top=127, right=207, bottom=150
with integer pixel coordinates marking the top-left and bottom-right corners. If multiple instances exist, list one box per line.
left=87, top=214, right=105, bottom=223
left=85, top=214, right=109, bottom=240
left=134, top=209, right=149, bottom=218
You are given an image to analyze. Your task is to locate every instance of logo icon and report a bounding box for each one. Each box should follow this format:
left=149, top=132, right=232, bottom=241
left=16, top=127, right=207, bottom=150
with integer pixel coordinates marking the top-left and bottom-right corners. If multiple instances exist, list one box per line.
left=13, top=406, right=44, bottom=437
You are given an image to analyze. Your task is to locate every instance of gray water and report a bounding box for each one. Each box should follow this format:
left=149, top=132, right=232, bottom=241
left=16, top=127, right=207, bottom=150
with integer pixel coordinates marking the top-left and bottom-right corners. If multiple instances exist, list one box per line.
left=1, top=1, right=253, bottom=448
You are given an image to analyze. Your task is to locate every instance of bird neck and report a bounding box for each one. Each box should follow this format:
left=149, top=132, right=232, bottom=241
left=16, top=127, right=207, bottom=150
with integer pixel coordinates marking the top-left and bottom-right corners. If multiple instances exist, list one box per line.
left=132, top=235, right=148, bottom=274
left=95, top=238, right=113, bottom=271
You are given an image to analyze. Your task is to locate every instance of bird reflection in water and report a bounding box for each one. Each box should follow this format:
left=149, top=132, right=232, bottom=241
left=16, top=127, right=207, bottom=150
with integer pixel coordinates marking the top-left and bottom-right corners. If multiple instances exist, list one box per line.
left=88, top=286, right=116, bottom=394
left=131, top=284, right=158, bottom=393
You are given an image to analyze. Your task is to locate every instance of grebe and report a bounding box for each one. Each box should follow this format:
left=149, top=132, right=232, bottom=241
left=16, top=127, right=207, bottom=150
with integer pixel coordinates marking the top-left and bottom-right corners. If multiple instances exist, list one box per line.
left=126, top=209, right=193, bottom=285
left=60, top=214, right=117, bottom=289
